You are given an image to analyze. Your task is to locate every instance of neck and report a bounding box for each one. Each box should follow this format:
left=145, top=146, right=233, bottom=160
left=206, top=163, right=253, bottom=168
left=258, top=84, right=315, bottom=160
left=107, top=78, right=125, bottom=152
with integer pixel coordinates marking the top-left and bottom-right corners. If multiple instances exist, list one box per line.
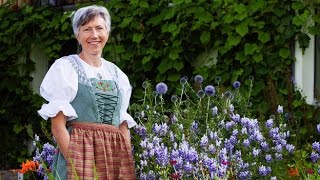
left=79, top=52, right=102, bottom=67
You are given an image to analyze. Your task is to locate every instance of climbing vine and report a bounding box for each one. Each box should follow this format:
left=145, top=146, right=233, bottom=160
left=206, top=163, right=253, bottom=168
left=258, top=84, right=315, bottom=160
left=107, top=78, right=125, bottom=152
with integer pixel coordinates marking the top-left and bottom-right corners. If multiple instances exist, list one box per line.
left=0, top=0, right=319, bottom=168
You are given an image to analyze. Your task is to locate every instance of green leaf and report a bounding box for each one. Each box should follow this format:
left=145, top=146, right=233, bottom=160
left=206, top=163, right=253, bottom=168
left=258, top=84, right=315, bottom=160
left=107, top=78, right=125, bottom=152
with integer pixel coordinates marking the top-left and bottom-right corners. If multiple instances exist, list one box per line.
left=253, top=53, right=263, bottom=63
left=292, top=16, right=303, bottom=27
left=133, top=33, right=144, bottom=43
left=142, top=56, right=151, bottom=64
left=258, top=32, right=270, bottom=43
left=236, top=22, right=248, bottom=37
left=173, top=60, right=184, bottom=71
left=234, top=3, right=246, bottom=14
left=119, top=17, right=133, bottom=28
left=235, top=51, right=246, bottom=62
left=279, top=48, right=290, bottom=58
left=200, top=31, right=210, bottom=44
left=169, top=48, right=179, bottom=60
left=291, top=2, right=304, bottom=11
left=298, top=33, right=310, bottom=50
left=244, top=43, right=258, bottom=55
left=226, top=35, right=241, bottom=48
left=13, top=124, right=24, bottom=134
left=157, top=59, right=173, bottom=73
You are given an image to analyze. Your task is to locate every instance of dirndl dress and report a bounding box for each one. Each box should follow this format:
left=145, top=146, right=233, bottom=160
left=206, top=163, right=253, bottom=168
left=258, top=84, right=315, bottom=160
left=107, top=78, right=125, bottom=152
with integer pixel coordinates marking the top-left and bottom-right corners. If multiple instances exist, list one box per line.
left=51, top=56, right=135, bottom=180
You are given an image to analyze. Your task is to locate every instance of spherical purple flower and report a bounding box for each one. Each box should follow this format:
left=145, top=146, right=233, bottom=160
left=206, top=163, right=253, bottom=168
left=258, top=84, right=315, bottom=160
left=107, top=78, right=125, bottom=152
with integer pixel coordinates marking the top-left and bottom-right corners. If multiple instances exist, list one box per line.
left=312, top=141, right=320, bottom=152
left=205, top=85, right=215, bottom=96
left=156, top=82, right=168, bottom=95
left=233, top=81, right=241, bottom=89
left=195, top=75, right=204, bottom=84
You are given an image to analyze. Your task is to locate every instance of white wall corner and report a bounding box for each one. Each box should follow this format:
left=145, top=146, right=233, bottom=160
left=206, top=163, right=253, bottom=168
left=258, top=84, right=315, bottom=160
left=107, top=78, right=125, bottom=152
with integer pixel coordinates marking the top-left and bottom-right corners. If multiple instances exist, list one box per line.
left=294, top=34, right=315, bottom=105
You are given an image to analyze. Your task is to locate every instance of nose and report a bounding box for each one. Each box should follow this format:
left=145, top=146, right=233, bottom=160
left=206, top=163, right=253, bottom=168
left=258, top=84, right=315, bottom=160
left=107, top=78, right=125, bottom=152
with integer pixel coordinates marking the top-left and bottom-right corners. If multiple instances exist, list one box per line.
left=91, top=29, right=98, bottom=38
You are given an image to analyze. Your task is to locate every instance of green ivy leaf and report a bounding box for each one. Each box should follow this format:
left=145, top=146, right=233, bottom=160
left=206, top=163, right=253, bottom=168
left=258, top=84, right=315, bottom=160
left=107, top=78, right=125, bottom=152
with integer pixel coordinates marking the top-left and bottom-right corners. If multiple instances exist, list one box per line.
left=142, top=56, right=151, bottom=64
left=226, top=35, right=241, bottom=49
left=200, top=31, right=210, bottom=45
left=119, top=17, right=133, bottom=28
left=173, top=60, right=184, bottom=71
left=244, top=43, right=258, bottom=55
left=258, top=32, right=270, bottom=43
left=298, top=33, right=310, bottom=50
left=133, top=33, right=144, bottom=43
left=235, top=51, right=246, bottom=62
left=236, top=22, right=248, bottom=37
left=234, top=3, right=246, bottom=15
left=253, top=53, right=263, bottom=63
left=169, top=48, right=179, bottom=60
left=157, top=59, right=173, bottom=73
left=291, top=2, right=304, bottom=11
left=279, top=48, right=290, bottom=58
left=13, top=124, right=24, bottom=134
left=292, top=15, right=303, bottom=27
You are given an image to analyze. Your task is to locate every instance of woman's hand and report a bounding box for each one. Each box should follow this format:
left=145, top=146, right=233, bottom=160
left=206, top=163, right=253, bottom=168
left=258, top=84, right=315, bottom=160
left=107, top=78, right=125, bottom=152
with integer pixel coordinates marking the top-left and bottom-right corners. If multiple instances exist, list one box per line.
left=51, top=111, right=70, bottom=159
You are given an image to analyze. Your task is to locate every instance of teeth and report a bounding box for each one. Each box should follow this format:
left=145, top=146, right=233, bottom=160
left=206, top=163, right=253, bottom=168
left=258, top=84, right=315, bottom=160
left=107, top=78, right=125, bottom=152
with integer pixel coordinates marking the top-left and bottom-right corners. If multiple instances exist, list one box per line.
left=89, top=42, right=100, bottom=45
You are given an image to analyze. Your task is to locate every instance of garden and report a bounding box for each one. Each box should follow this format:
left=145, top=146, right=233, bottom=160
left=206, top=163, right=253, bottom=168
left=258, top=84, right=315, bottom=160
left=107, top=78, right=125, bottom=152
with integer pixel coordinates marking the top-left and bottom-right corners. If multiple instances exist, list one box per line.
left=1, top=0, right=320, bottom=179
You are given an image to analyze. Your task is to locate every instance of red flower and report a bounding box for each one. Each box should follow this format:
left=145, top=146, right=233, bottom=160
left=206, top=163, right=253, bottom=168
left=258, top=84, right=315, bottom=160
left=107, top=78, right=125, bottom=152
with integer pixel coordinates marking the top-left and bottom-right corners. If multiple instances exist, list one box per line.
left=169, top=160, right=177, bottom=165
left=306, top=169, right=314, bottom=174
left=288, top=167, right=299, bottom=177
left=221, top=161, right=231, bottom=165
left=170, top=173, right=180, bottom=179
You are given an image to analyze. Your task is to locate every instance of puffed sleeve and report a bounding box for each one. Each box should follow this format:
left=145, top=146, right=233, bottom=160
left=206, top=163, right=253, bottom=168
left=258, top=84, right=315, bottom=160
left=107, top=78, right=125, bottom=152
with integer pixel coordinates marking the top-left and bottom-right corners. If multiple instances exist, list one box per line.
left=113, top=64, right=137, bottom=128
left=37, top=57, right=78, bottom=121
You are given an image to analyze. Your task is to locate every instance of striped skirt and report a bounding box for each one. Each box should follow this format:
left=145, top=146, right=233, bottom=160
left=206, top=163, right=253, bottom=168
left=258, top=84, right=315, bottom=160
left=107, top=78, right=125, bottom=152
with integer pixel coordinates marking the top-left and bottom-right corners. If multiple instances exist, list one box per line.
left=66, top=122, right=135, bottom=180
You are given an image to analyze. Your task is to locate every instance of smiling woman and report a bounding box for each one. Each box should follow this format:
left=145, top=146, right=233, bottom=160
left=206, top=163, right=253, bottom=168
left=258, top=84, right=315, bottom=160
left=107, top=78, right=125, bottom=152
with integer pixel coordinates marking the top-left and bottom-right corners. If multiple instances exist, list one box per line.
left=37, top=5, right=136, bottom=180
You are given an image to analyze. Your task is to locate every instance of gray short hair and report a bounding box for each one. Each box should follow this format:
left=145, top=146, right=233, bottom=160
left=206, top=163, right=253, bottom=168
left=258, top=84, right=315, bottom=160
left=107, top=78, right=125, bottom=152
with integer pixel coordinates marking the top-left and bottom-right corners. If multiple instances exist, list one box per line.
left=72, top=5, right=111, bottom=36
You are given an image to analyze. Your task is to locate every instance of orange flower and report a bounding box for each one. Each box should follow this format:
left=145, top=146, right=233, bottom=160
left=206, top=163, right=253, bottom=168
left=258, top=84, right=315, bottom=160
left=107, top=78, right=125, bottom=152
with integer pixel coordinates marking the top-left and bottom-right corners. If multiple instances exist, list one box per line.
left=288, top=167, right=299, bottom=177
left=19, top=160, right=39, bottom=174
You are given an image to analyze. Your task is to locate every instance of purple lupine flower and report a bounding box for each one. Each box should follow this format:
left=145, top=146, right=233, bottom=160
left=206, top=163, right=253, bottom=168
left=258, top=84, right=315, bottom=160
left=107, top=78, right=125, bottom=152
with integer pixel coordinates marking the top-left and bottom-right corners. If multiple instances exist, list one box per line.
left=195, top=75, right=204, bottom=84
left=265, top=119, right=274, bottom=129
left=212, top=106, right=218, bottom=116
left=233, top=81, right=241, bottom=89
left=232, top=113, right=240, bottom=122
left=312, top=141, right=320, bottom=152
left=232, top=129, right=239, bottom=136
left=183, top=162, right=193, bottom=173
left=252, top=148, right=261, bottom=157
left=192, top=121, right=198, bottom=132
left=208, top=144, right=216, bottom=154
left=238, top=171, right=250, bottom=180
left=200, top=135, right=208, bottom=148
left=204, top=85, right=215, bottom=96
left=261, top=141, right=269, bottom=151
left=225, top=121, right=235, bottom=130
left=275, top=153, right=283, bottom=160
left=265, top=154, right=272, bottom=163
left=171, top=114, right=177, bottom=123
left=310, top=152, right=320, bottom=163
left=243, top=139, right=250, bottom=147
left=229, top=104, right=234, bottom=112
left=154, top=145, right=169, bottom=167
left=155, top=82, right=168, bottom=95
left=277, top=105, right=283, bottom=114
left=146, top=170, right=156, bottom=179
left=258, top=165, right=269, bottom=176
left=286, top=144, right=295, bottom=153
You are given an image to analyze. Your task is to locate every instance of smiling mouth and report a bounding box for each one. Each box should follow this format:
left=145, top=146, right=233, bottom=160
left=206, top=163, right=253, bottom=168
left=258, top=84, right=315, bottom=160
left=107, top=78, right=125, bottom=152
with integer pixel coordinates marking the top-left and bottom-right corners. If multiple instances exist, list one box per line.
left=89, top=41, right=101, bottom=45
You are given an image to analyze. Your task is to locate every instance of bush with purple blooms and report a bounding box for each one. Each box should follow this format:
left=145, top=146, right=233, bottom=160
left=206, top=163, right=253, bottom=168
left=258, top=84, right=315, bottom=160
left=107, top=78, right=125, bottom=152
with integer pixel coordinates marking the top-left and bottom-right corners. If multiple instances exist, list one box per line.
left=130, top=75, right=299, bottom=180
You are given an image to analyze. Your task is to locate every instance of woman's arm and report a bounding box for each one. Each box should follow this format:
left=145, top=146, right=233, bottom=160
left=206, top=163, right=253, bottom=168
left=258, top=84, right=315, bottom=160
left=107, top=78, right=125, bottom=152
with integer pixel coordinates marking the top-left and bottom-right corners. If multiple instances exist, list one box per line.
left=119, top=121, right=131, bottom=147
left=51, top=111, right=70, bottom=159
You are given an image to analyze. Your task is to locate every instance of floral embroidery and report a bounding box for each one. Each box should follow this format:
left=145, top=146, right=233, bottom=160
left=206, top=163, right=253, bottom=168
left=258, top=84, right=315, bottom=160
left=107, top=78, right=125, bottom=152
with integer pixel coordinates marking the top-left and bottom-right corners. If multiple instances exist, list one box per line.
left=96, top=81, right=113, bottom=92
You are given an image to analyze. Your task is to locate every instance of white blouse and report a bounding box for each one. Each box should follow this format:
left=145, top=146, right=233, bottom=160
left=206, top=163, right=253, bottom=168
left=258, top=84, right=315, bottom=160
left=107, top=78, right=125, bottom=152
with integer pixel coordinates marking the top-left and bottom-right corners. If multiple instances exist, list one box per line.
left=37, top=55, right=137, bottom=128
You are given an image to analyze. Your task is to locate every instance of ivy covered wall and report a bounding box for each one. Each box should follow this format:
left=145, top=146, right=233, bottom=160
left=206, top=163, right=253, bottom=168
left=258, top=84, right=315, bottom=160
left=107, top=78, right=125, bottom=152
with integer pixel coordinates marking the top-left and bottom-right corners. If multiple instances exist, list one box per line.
left=0, top=0, right=319, bottom=168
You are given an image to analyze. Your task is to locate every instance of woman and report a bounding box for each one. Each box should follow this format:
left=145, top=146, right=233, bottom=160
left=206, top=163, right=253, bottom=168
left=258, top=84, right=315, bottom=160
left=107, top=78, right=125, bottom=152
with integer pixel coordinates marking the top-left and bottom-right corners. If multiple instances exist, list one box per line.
left=38, top=5, right=136, bottom=180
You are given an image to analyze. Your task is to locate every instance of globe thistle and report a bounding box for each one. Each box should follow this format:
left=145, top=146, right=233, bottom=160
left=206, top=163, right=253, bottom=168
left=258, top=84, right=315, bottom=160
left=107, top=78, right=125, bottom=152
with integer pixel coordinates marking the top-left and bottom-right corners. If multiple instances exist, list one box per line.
left=171, top=95, right=178, bottom=103
left=195, top=75, right=204, bottom=84
left=233, top=81, right=241, bottom=89
left=180, top=77, right=188, bottom=85
left=156, top=82, right=168, bottom=95
left=197, top=90, right=205, bottom=98
left=204, top=85, right=215, bottom=96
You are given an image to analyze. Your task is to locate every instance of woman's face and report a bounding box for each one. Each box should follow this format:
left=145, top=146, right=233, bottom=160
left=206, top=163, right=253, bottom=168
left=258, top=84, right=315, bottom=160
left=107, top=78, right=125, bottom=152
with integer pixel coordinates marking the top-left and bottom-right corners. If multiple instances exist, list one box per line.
left=77, top=16, right=109, bottom=56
